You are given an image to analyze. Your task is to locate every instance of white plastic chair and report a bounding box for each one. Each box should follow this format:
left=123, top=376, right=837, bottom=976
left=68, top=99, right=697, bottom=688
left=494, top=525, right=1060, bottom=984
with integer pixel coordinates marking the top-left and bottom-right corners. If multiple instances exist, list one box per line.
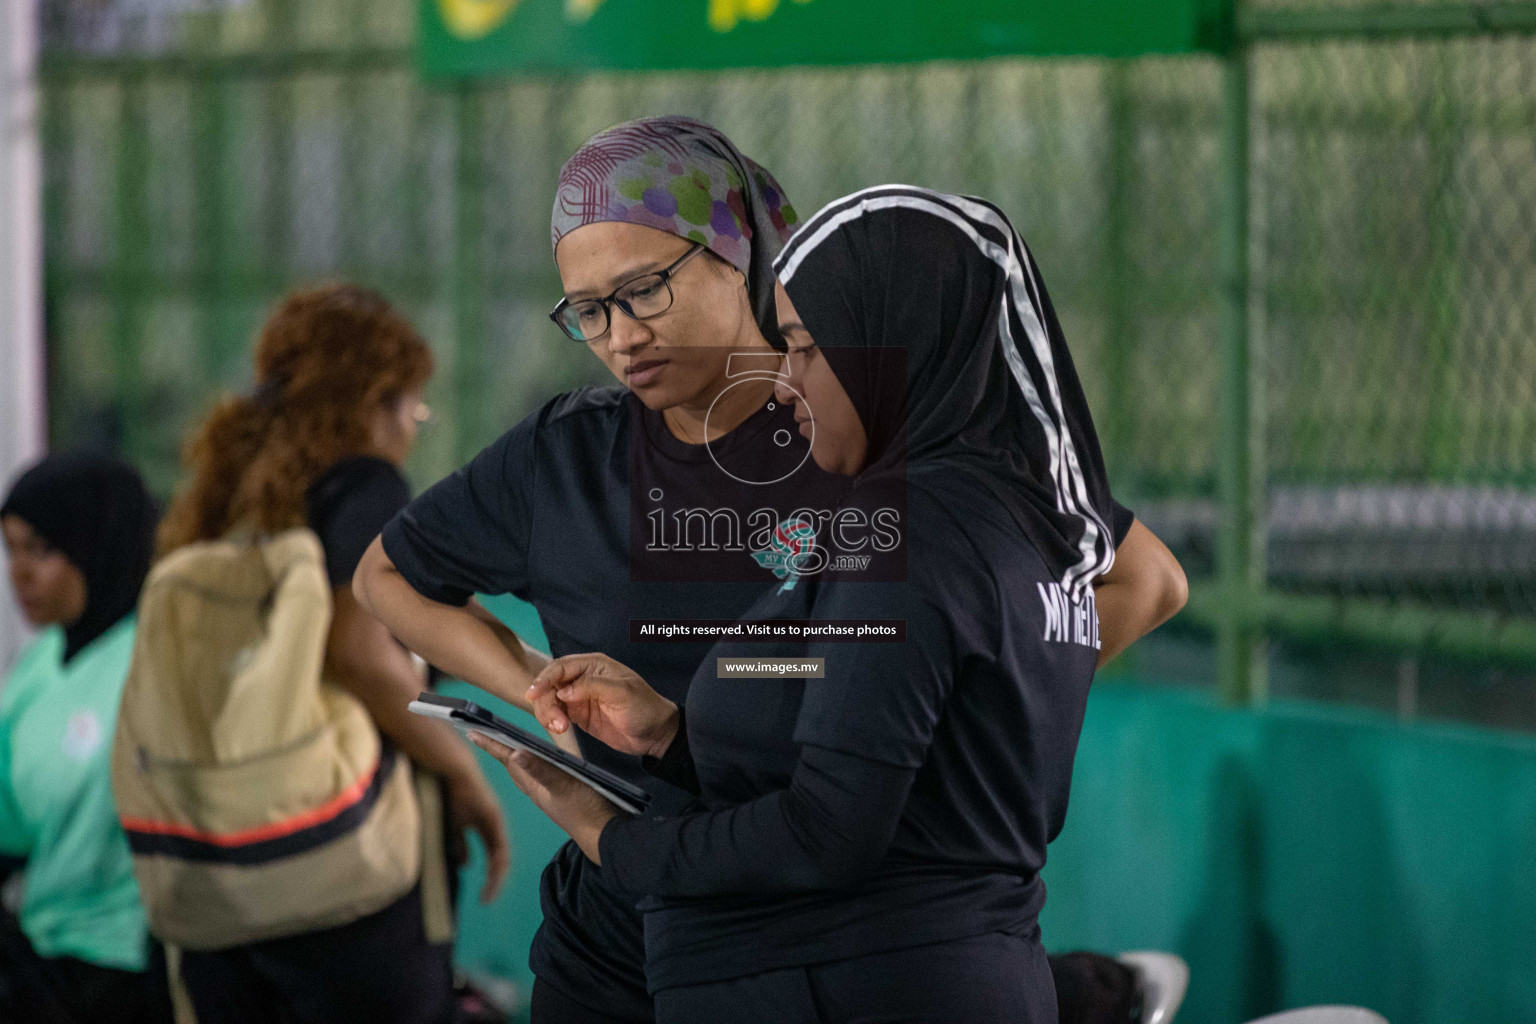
left=1243, top=1008, right=1389, bottom=1024
left=1116, top=951, right=1189, bottom=1024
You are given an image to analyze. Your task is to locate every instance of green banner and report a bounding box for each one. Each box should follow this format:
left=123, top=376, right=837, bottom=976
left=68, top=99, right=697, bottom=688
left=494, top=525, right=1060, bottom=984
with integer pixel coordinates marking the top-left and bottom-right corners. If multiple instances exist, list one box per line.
left=420, top=0, right=1233, bottom=78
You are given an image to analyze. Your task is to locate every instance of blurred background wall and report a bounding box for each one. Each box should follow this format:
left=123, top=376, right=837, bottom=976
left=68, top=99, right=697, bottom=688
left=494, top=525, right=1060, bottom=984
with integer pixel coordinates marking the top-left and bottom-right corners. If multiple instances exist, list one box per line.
left=30, top=0, right=1536, bottom=724
left=1, top=0, right=46, bottom=668
left=15, top=0, right=1536, bottom=1019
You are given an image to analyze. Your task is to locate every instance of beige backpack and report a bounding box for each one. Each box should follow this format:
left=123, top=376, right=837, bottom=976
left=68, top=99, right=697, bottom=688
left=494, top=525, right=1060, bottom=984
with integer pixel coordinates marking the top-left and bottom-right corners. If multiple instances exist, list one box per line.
left=111, top=528, right=421, bottom=951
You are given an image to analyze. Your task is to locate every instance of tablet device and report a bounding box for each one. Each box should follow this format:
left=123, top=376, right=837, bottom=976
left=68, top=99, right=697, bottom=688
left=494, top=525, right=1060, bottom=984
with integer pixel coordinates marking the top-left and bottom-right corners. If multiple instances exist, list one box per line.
left=409, top=692, right=651, bottom=816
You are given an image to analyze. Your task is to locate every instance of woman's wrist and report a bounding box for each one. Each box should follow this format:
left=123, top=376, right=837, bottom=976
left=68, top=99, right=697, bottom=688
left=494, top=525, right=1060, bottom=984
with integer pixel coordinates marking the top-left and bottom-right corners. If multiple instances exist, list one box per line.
left=643, top=703, right=682, bottom=761
left=639, top=704, right=697, bottom=795
left=575, top=805, right=622, bottom=864
left=591, top=808, right=634, bottom=868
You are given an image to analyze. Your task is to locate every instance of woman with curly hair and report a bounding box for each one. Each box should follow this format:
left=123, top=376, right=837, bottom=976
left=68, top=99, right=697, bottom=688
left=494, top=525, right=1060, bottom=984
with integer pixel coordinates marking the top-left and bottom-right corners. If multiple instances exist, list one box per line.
left=157, top=284, right=510, bottom=1024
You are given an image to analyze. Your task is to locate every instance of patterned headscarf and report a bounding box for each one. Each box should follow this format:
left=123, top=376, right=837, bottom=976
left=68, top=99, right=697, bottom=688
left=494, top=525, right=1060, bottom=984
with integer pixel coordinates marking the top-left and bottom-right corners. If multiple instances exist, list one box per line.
left=552, top=116, right=799, bottom=347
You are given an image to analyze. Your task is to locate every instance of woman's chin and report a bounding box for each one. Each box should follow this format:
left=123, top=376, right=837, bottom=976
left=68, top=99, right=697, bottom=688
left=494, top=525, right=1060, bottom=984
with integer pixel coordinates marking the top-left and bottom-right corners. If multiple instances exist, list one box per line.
left=16, top=606, right=51, bottom=629
left=808, top=449, right=845, bottom=476
left=808, top=441, right=867, bottom=478
left=631, top=387, right=678, bottom=411
left=632, top=380, right=705, bottom=412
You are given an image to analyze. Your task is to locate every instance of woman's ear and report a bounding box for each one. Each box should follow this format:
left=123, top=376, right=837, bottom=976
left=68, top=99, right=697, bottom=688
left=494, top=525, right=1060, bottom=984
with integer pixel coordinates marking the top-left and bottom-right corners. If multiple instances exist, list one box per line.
left=721, top=262, right=751, bottom=302
left=709, top=256, right=746, bottom=286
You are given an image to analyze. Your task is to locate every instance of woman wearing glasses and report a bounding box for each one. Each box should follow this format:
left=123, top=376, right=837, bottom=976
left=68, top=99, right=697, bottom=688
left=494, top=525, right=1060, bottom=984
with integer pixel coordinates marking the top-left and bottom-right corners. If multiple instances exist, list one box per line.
left=359, top=120, right=1167, bottom=1024
left=356, top=117, right=849, bottom=1024
left=476, top=188, right=1189, bottom=1024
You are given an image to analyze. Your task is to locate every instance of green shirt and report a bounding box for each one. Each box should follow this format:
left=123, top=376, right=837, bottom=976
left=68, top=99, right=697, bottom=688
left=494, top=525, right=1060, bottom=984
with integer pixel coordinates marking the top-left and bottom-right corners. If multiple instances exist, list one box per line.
left=0, top=618, right=149, bottom=970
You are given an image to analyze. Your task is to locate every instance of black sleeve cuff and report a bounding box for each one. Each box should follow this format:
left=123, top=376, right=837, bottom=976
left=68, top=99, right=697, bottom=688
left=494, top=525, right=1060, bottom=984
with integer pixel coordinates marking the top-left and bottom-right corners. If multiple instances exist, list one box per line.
left=640, top=709, right=699, bottom=796
left=1111, top=500, right=1136, bottom=547
left=380, top=514, right=474, bottom=607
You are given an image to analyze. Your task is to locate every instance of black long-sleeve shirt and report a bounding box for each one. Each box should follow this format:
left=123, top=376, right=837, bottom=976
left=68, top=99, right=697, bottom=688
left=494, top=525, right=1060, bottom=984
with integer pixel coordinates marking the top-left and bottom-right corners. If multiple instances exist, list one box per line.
left=600, top=479, right=1123, bottom=992
left=618, top=737, right=914, bottom=898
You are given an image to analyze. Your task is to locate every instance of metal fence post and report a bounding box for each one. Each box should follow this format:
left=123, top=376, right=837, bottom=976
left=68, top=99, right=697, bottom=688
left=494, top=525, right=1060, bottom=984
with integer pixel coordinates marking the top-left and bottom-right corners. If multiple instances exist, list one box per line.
left=193, top=66, right=232, bottom=386
left=1103, top=60, right=1136, bottom=489
left=1216, top=37, right=1264, bottom=704
left=452, top=81, right=487, bottom=464
left=110, top=71, right=148, bottom=466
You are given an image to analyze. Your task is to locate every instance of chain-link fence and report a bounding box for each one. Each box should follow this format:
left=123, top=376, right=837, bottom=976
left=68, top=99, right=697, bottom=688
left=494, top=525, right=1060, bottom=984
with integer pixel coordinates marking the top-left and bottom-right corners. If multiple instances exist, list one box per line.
left=35, top=0, right=1536, bottom=722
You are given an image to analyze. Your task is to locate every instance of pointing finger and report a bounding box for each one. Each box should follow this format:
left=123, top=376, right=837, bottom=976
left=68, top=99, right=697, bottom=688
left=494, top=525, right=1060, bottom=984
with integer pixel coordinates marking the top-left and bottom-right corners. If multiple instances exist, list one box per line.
left=528, top=689, right=569, bottom=733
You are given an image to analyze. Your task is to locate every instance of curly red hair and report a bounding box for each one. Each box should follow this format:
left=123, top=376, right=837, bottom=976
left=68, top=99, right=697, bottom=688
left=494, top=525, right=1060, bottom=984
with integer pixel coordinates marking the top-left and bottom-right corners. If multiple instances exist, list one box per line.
left=158, top=284, right=433, bottom=556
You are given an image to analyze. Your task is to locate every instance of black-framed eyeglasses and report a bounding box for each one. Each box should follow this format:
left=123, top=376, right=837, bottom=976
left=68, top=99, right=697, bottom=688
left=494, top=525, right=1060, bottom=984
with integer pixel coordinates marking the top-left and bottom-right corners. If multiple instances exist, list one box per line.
left=549, top=243, right=706, bottom=343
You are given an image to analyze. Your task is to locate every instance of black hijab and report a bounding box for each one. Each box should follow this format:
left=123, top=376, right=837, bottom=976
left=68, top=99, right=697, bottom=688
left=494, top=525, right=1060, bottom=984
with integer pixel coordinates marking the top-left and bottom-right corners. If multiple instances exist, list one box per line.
left=775, top=186, right=1118, bottom=598
left=1, top=453, right=159, bottom=664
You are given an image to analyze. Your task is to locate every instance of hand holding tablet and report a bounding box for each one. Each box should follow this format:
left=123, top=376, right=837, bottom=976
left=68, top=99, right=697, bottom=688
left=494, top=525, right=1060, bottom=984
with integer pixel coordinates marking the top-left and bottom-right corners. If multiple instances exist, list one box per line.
left=409, top=692, right=651, bottom=816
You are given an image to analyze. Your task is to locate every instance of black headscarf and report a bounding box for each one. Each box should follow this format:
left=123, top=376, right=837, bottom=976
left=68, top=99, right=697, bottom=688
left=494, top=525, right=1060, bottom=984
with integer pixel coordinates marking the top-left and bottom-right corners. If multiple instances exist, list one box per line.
left=774, top=186, right=1118, bottom=598
left=1, top=453, right=159, bottom=664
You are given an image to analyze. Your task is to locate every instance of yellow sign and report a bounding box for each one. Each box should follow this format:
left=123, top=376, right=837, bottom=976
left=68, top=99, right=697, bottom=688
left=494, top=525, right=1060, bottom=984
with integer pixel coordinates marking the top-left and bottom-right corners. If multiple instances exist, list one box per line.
left=437, top=0, right=519, bottom=39
left=421, top=0, right=1231, bottom=77
left=566, top=0, right=607, bottom=20
left=708, top=0, right=811, bottom=33
left=441, top=0, right=800, bottom=40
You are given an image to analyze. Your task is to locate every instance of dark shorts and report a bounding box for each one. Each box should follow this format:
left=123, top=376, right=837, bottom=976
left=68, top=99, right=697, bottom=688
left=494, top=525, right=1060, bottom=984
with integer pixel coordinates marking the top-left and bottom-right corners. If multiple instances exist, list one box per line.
left=178, top=886, right=453, bottom=1024
left=531, top=978, right=656, bottom=1024
left=0, top=910, right=172, bottom=1024
left=652, top=932, right=1057, bottom=1024
left=528, top=841, right=653, bottom=1023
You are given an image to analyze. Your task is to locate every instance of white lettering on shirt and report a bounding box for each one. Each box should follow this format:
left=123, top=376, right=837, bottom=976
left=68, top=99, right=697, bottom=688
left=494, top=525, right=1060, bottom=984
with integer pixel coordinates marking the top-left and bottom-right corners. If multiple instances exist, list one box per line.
left=1037, top=582, right=1100, bottom=650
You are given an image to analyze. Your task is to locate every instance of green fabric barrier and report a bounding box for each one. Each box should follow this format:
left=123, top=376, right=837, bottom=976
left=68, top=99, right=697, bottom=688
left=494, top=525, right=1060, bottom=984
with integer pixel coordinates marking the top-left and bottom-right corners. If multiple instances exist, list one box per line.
left=1041, top=685, right=1536, bottom=1024
left=449, top=598, right=1536, bottom=1023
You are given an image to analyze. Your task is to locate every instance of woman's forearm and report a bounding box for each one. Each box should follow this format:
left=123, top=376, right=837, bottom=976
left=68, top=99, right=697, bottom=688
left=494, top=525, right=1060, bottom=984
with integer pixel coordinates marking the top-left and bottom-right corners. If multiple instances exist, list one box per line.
left=598, top=745, right=914, bottom=898
left=1094, top=579, right=1157, bottom=668
left=354, top=536, right=547, bottom=717
left=326, top=583, right=488, bottom=785
left=339, top=645, right=482, bottom=785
